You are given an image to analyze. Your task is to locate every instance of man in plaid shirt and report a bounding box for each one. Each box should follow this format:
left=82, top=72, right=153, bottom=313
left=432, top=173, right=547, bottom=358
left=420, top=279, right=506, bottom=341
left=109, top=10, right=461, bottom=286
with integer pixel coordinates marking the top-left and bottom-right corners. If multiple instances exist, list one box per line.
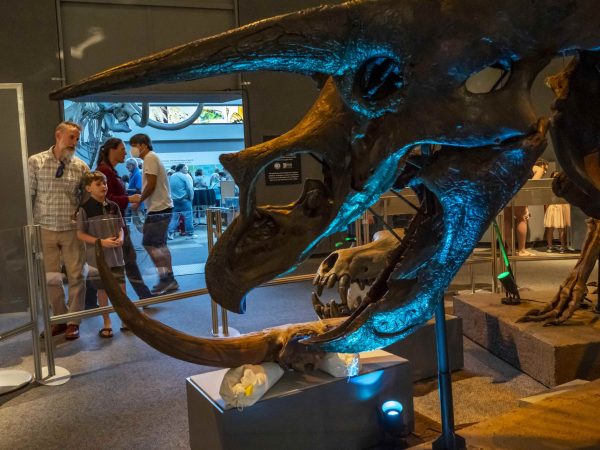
left=28, top=121, right=89, bottom=340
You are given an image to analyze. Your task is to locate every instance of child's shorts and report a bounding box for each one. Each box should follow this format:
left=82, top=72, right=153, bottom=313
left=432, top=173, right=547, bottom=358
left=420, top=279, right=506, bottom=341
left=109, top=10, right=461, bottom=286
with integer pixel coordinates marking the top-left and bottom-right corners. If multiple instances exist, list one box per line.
left=87, top=265, right=125, bottom=291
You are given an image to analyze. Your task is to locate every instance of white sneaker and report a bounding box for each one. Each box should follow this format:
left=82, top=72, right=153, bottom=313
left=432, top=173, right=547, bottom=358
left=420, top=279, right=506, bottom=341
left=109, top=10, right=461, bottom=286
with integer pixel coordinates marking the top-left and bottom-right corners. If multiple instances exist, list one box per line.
left=186, top=234, right=198, bottom=240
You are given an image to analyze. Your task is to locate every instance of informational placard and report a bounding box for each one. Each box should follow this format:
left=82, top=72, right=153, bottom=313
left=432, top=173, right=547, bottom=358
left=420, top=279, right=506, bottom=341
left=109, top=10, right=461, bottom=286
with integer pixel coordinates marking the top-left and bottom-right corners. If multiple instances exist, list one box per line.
left=263, top=136, right=302, bottom=186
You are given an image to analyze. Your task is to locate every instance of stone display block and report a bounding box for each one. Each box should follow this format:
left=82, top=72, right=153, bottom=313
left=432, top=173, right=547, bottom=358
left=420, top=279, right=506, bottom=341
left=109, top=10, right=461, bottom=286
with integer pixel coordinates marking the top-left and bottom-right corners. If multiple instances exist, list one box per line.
left=186, top=350, right=414, bottom=450
left=384, top=314, right=463, bottom=380
left=453, top=291, right=600, bottom=387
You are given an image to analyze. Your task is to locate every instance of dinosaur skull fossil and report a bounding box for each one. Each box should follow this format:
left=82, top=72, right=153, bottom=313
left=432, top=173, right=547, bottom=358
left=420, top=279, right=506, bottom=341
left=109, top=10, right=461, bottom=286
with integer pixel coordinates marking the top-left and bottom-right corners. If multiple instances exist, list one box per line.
left=51, top=0, right=600, bottom=365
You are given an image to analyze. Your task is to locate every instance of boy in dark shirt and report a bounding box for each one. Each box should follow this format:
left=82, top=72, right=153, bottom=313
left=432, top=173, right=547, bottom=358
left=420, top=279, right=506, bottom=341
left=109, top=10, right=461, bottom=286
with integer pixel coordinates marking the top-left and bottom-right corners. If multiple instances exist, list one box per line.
left=77, top=171, right=126, bottom=338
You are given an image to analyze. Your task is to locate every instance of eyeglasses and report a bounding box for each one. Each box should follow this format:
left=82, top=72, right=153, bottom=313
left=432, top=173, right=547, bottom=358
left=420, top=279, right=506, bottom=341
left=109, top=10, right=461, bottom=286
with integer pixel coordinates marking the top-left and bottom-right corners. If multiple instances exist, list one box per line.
left=55, top=160, right=65, bottom=178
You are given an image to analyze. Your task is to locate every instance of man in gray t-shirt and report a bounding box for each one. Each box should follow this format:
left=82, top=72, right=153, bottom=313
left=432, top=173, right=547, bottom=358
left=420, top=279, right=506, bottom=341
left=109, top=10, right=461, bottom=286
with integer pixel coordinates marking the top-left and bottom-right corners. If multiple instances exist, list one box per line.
left=129, top=133, right=179, bottom=295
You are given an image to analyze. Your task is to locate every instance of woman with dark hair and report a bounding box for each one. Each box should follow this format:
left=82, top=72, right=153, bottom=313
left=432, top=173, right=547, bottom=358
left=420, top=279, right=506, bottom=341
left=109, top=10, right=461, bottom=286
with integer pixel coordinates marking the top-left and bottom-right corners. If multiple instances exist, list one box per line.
left=95, top=138, right=153, bottom=300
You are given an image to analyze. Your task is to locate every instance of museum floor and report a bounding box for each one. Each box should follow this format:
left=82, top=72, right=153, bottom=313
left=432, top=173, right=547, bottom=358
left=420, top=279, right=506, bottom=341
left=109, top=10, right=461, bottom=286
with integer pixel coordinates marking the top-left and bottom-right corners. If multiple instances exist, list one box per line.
left=0, top=255, right=597, bottom=449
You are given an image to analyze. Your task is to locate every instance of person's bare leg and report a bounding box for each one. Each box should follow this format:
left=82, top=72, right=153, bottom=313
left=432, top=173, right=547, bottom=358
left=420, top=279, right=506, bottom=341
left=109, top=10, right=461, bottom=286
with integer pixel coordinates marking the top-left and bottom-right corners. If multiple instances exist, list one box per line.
left=546, top=226, right=555, bottom=248
left=559, top=227, right=567, bottom=248
left=98, top=289, right=112, bottom=330
left=144, top=245, right=174, bottom=279
left=514, top=206, right=528, bottom=253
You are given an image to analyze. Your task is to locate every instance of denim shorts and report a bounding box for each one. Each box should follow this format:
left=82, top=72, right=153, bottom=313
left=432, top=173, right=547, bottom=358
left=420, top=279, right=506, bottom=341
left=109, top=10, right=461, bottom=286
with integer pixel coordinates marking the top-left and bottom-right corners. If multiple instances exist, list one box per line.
left=142, top=208, right=173, bottom=247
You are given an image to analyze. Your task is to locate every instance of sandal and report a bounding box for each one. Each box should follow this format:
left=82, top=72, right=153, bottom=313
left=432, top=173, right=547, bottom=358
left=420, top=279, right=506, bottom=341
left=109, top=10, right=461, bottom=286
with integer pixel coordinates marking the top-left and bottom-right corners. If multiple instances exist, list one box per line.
left=98, top=327, right=113, bottom=338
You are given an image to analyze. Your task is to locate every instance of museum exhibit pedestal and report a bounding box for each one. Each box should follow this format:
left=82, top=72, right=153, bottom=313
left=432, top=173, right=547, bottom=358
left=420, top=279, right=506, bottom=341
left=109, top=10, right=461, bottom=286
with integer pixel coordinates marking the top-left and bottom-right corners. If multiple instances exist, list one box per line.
left=384, top=314, right=463, bottom=380
left=186, top=350, right=414, bottom=450
left=453, top=291, right=600, bottom=387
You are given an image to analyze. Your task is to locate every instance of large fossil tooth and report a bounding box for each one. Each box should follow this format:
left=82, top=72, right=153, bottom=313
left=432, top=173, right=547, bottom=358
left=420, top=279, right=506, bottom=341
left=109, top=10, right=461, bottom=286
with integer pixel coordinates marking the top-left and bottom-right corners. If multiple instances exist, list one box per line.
left=312, top=293, right=324, bottom=318
left=327, top=273, right=338, bottom=289
left=330, top=300, right=340, bottom=317
left=338, top=274, right=350, bottom=305
left=312, top=273, right=321, bottom=286
left=312, top=292, right=324, bottom=308
left=316, top=279, right=325, bottom=296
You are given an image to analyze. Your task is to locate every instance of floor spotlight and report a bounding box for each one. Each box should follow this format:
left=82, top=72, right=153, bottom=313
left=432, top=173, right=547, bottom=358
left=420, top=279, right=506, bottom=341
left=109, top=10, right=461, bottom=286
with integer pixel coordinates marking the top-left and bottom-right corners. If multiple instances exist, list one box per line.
left=379, top=400, right=407, bottom=435
left=498, top=270, right=520, bottom=305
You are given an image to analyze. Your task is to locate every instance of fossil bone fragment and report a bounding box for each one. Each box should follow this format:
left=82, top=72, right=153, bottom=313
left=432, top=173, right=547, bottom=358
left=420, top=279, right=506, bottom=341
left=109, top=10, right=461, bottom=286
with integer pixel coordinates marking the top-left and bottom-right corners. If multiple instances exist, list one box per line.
left=51, top=1, right=600, bottom=365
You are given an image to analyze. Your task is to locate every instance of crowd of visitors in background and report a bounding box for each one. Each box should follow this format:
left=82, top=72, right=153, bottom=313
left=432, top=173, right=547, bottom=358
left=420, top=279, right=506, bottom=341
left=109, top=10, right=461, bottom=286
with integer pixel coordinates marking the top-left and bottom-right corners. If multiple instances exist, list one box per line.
left=28, top=121, right=225, bottom=341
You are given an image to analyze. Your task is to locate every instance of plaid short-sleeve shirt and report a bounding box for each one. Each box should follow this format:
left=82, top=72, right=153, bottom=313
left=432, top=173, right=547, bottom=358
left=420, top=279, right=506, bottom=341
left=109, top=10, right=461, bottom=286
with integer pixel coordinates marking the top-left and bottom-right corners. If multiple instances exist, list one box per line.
left=28, top=147, right=89, bottom=231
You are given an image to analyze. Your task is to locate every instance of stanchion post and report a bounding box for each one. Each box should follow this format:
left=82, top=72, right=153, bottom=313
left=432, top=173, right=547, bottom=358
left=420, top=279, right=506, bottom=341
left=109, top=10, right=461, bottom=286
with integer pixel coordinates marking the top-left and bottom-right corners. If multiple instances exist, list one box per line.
left=206, top=209, right=219, bottom=335
left=221, top=306, right=229, bottom=337
left=211, top=300, right=219, bottom=336
left=214, top=210, right=229, bottom=334
left=24, top=226, right=43, bottom=381
left=362, top=212, right=370, bottom=244
left=595, top=254, right=600, bottom=314
left=206, top=209, right=214, bottom=249
left=432, top=295, right=466, bottom=450
left=205, top=208, right=237, bottom=337
left=33, top=225, right=56, bottom=377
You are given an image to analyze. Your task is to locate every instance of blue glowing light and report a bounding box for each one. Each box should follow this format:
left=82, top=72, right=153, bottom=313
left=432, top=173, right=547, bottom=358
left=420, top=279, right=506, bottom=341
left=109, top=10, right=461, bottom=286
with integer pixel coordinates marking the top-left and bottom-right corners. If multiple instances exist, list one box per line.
left=349, top=370, right=384, bottom=387
left=381, top=400, right=403, bottom=415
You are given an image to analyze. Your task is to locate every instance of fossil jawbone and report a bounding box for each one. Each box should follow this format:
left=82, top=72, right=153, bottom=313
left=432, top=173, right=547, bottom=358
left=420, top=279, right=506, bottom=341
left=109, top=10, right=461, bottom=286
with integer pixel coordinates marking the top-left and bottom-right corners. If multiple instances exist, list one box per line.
left=307, top=131, right=547, bottom=352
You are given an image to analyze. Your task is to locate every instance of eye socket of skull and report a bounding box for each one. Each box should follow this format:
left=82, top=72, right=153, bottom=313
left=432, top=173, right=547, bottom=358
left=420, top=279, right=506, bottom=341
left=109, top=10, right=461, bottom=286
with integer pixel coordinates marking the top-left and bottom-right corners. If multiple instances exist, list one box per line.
left=335, top=55, right=406, bottom=118
left=355, top=56, right=405, bottom=102
left=321, top=252, right=340, bottom=273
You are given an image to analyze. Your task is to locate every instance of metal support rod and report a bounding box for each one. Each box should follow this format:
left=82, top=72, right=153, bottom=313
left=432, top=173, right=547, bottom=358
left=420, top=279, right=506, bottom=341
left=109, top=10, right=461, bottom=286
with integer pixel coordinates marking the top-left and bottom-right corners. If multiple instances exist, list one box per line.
left=432, top=296, right=466, bottom=450
left=211, top=300, right=219, bottom=336
left=221, top=307, right=229, bottom=337
left=355, top=218, right=364, bottom=246
left=510, top=202, right=516, bottom=257
left=206, top=208, right=232, bottom=336
left=24, top=226, right=43, bottom=381
left=595, top=254, right=600, bottom=314
left=491, top=217, right=498, bottom=293
left=389, top=188, right=425, bottom=215
left=362, top=212, right=370, bottom=244
left=469, top=263, right=475, bottom=294
left=0, top=323, right=33, bottom=342
left=34, top=226, right=55, bottom=377
left=214, top=210, right=228, bottom=334
left=367, top=207, right=404, bottom=243
left=215, top=210, right=223, bottom=238
left=206, top=210, right=214, bottom=248
left=206, top=209, right=219, bottom=335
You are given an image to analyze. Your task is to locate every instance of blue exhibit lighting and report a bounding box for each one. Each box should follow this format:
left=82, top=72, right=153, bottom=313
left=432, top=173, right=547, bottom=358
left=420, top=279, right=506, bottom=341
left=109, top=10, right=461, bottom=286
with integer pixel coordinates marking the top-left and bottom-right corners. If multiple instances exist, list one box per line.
left=379, top=399, right=406, bottom=436
left=381, top=400, right=403, bottom=416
